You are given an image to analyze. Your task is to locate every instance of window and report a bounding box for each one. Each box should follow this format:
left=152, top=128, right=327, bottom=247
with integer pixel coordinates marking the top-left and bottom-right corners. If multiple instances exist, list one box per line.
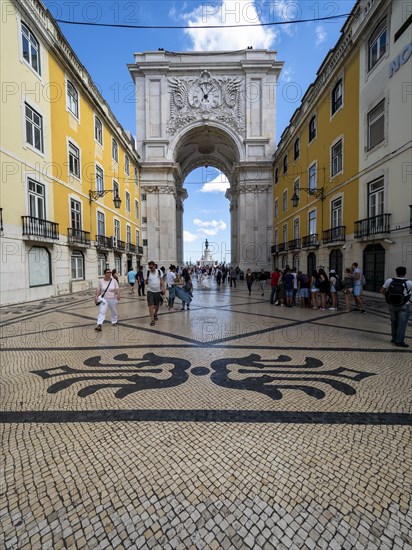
left=135, top=200, right=139, bottom=220
left=94, top=116, right=103, bottom=145
left=368, top=100, right=385, bottom=150
left=368, top=178, right=384, bottom=217
left=136, top=229, right=140, bottom=246
left=28, top=179, right=45, bottom=219
left=97, top=253, right=107, bottom=277
left=112, top=138, right=118, bottom=162
left=274, top=229, right=278, bottom=246
left=114, top=255, right=122, bottom=275
left=294, top=138, right=300, bottom=160
left=275, top=168, right=279, bottom=184
left=134, top=168, right=139, bottom=186
left=70, top=199, right=81, bottom=229
left=68, top=142, right=80, bottom=178
left=331, top=197, right=343, bottom=228
left=125, top=191, right=131, bottom=213
left=97, top=212, right=105, bottom=236
left=142, top=217, right=147, bottom=224
left=331, top=140, right=343, bottom=176
left=96, top=166, right=104, bottom=194
left=331, top=79, right=343, bottom=115
left=67, top=81, right=79, bottom=118
left=142, top=194, right=147, bottom=201
left=308, top=163, right=317, bottom=191
left=113, top=180, right=119, bottom=199
left=369, top=18, right=387, bottom=71
left=293, top=254, right=300, bottom=272
left=126, top=225, right=131, bottom=244
left=25, top=103, right=43, bottom=152
left=143, top=239, right=148, bottom=246
left=274, top=199, right=279, bottom=219
left=71, top=251, right=84, bottom=280
left=283, top=155, right=288, bottom=174
left=21, top=22, right=40, bottom=74
left=308, top=210, right=316, bottom=235
left=309, top=115, right=316, bottom=142
left=28, top=247, right=51, bottom=287
left=282, top=190, right=288, bottom=212
left=293, top=218, right=300, bottom=239
left=125, top=155, right=130, bottom=176
left=282, top=224, right=287, bottom=244
left=114, top=219, right=120, bottom=244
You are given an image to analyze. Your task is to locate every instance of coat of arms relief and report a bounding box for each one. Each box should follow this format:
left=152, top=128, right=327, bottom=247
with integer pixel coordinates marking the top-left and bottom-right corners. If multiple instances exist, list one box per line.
left=167, top=70, right=245, bottom=135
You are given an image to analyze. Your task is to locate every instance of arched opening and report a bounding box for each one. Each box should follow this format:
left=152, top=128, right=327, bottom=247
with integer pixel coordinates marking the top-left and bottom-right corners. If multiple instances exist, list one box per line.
left=307, top=252, right=317, bottom=274
left=329, top=249, right=343, bottom=278
left=182, top=166, right=230, bottom=266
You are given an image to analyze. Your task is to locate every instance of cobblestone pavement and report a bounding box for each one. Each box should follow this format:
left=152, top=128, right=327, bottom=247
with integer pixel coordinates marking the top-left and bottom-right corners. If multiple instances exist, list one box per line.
left=1, top=281, right=411, bottom=550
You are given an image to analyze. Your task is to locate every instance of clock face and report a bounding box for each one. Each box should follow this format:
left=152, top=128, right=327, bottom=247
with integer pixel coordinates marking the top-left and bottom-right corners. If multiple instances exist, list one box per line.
left=189, top=80, right=221, bottom=108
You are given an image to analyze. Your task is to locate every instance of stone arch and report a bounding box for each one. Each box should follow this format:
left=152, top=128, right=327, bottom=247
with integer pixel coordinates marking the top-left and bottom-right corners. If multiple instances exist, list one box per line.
left=129, top=50, right=283, bottom=267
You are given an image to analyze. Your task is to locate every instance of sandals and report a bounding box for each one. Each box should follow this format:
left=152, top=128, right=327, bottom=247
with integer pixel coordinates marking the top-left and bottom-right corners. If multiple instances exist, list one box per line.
left=150, top=320, right=155, bottom=326
left=95, top=324, right=102, bottom=331
left=154, top=315, right=158, bottom=321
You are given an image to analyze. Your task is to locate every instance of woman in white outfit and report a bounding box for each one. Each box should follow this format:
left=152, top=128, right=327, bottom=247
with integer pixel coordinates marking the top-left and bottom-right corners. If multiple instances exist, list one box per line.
left=95, top=268, right=120, bottom=330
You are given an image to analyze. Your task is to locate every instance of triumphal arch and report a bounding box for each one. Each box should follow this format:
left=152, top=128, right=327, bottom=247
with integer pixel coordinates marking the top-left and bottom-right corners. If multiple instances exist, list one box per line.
left=128, top=50, right=283, bottom=268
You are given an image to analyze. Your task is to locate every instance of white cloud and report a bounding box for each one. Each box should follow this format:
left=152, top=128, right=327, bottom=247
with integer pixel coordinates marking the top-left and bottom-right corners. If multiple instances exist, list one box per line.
left=315, top=25, right=327, bottom=46
left=281, top=67, right=294, bottom=83
left=200, top=174, right=229, bottom=193
left=182, top=0, right=277, bottom=51
left=193, top=218, right=227, bottom=237
left=183, top=230, right=199, bottom=243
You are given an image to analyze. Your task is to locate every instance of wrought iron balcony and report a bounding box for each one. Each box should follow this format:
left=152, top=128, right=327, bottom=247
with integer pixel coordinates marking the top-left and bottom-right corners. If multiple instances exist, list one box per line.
left=278, top=242, right=288, bottom=253
left=22, top=216, right=59, bottom=240
left=112, top=238, right=126, bottom=251
left=288, top=238, right=301, bottom=250
left=68, top=228, right=91, bottom=246
left=354, top=213, right=391, bottom=238
left=126, top=243, right=136, bottom=253
left=323, top=226, right=346, bottom=244
left=95, top=234, right=112, bottom=249
left=137, top=245, right=144, bottom=255
left=271, top=244, right=278, bottom=254
left=302, top=234, right=319, bottom=248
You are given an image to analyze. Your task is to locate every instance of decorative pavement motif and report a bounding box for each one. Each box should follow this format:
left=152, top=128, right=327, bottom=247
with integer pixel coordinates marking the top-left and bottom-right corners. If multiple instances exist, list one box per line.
left=1, top=281, right=411, bottom=549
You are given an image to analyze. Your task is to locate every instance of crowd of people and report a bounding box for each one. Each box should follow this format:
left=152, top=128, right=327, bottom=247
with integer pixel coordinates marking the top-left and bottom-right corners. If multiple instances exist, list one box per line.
left=93, top=262, right=411, bottom=347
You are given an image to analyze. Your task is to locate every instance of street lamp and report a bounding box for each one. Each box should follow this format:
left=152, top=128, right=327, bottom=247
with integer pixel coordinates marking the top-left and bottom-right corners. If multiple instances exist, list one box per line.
left=89, top=189, right=122, bottom=209
left=291, top=187, right=325, bottom=207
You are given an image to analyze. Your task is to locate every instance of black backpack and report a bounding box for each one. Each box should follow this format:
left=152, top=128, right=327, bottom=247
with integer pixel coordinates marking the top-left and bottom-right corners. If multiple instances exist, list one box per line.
left=385, top=278, right=411, bottom=306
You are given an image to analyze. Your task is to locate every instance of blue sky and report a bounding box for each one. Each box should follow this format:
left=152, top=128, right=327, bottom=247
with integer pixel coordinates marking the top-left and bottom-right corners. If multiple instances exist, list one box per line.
left=44, top=0, right=356, bottom=263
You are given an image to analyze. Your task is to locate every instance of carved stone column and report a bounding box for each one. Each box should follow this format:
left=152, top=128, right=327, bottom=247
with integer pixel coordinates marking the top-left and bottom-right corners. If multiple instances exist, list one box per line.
left=175, top=188, right=187, bottom=266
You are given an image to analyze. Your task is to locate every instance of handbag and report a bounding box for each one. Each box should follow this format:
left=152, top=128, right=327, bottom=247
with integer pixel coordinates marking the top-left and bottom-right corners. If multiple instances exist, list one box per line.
left=96, top=279, right=112, bottom=305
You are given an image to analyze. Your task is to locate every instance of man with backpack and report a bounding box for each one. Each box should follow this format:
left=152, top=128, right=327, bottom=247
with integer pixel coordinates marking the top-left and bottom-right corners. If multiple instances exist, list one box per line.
left=380, top=266, right=412, bottom=347
left=145, top=261, right=166, bottom=326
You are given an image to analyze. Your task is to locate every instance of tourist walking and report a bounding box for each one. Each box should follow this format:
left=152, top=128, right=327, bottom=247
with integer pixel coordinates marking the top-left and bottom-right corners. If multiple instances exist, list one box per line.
left=111, top=269, right=119, bottom=283
left=351, top=262, right=366, bottom=313
left=166, top=265, right=177, bottom=310
left=270, top=268, right=281, bottom=304
left=136, top=267, right=145, bottom=296
left=246, top=269, right=254, bottom=296
left=95, top=268, right=120, bottom=331
left=258, top=269, right=268, bottom=296
left=146, top=261, right=165, bottom=326
left=380, top=266, right=412, bottom=347
left=229, top=267, right=237, bottom=287
left=282, top=267, right=294, bottom=307
left=127, top=268, right=136, bottom=293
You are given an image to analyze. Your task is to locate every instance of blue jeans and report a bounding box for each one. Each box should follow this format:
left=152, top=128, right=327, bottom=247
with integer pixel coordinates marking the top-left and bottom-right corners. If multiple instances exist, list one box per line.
left=389, top=304, right=410, bottom=344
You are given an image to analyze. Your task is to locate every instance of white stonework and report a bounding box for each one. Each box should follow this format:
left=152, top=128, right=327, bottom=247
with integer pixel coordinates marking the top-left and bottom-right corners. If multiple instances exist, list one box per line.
left=129, top=50, right=283, bottom=270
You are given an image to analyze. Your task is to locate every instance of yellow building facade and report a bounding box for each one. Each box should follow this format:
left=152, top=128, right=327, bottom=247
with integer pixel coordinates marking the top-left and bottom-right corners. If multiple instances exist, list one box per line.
left=272, top=14, right=360, bottom=278
left=0, top=0, right=142, bottom=305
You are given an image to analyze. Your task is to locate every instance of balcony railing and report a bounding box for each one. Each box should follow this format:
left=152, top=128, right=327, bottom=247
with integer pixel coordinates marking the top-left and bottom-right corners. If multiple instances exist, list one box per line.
left=278, top=242, right=288, bottom=253
left=68, top=228, right=91, bottom=246
left=22, top=216, right=59, bottom=240
left=302, top=234, right=319, bottom=248
left=137, top=245, right=144, bottom=255
left=323, top=226, right=346, bottom=244
left=112, top=238, right=126, bottom=251
left=354, top=213, right=391, bottom=238
left=95, top=234, right=112, bottom=249
left=271, top=244, right=278, bottom=255
left=288, top=238, right=301, bottom=250
left=126, top=243, right=136, bottom=254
